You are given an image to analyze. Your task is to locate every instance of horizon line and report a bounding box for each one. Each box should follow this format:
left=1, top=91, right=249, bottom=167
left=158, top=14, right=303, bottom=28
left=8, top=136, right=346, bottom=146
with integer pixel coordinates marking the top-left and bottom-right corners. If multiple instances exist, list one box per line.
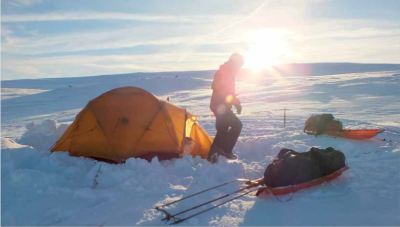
left=2, top=62, right=400, bottom=82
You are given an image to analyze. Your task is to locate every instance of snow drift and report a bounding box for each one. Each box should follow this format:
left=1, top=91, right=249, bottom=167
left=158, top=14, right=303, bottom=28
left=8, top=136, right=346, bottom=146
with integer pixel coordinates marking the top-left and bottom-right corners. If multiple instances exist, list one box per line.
left=19, top=120, right=68, bottom=151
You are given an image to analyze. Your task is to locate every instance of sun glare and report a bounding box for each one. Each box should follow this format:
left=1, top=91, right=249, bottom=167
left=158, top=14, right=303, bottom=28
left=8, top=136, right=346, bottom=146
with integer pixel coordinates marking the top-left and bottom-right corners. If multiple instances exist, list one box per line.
left=243, top=29, right=293, bottom=72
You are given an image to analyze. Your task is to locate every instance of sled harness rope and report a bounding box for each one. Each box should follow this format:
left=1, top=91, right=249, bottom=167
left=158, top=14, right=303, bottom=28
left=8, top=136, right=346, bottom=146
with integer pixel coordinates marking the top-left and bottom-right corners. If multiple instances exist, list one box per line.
left=154, top=178, right=263, bottom=225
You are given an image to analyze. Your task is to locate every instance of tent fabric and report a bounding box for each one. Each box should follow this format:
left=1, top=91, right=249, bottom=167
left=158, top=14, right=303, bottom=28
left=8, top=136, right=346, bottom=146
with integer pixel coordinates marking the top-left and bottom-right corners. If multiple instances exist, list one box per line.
left=51, top=87, right=213, bottom=163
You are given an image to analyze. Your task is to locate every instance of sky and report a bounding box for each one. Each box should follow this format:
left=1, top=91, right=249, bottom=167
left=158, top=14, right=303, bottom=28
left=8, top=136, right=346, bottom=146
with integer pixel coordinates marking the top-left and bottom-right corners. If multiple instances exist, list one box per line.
left=1, top=0, right=400, bottom=80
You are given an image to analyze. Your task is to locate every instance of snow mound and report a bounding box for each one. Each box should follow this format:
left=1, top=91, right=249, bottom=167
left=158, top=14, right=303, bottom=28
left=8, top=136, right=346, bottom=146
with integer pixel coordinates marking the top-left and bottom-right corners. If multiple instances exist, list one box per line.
left=19, top=120, right=69, bottom=151
left=1, top=137, right=29, bottom=149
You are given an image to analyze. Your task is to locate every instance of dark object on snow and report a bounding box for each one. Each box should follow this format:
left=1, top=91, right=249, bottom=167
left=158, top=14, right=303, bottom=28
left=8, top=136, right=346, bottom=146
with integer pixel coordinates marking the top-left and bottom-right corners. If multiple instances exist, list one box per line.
left=304, top=114, right=343, bottom=135
left=263, top=147, right=346, bottom=188
left=308, top=147, right=346, bottom=176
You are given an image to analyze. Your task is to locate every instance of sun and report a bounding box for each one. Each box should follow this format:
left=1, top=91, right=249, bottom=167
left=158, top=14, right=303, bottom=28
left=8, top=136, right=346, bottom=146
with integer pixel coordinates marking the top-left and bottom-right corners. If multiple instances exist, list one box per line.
left=243, top=29, right=293, bottom=72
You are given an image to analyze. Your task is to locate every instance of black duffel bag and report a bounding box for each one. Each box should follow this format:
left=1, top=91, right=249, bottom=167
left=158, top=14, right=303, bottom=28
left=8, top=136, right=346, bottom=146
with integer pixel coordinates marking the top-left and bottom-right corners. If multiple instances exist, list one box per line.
left=263, top=147, right=346, bottom=187
left=308, top=147, right=346, bottom=176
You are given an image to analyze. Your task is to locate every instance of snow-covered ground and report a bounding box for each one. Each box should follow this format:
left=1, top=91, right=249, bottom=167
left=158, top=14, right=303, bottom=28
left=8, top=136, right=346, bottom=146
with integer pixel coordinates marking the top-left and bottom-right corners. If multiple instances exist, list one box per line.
left=1, top=65, right=400, bottom=226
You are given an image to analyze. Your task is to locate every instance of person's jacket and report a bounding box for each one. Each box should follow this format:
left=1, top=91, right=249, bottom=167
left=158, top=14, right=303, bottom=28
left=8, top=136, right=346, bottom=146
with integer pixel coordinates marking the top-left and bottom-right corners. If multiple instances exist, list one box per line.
left=210, top=61, right=239, bottom=113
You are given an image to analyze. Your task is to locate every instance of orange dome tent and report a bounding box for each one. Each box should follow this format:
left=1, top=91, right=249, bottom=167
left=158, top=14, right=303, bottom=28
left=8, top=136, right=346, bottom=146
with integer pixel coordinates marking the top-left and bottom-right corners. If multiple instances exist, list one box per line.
left=51, top=87, right=213, bottom=163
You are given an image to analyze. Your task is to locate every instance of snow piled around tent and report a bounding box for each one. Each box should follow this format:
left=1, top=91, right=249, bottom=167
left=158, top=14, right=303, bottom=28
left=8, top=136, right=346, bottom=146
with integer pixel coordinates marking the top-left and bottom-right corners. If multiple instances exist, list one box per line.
left=2, top=68, right=400, bottom=226
left=2, top=134, right=255, bottom=226
left=18, top=120, right=69, bottom=151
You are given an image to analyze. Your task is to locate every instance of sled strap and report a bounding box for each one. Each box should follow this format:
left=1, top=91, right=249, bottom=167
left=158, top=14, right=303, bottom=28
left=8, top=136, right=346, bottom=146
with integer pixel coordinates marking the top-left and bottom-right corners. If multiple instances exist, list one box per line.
left=164, top=181, right=262, bottom=222
left=155, top=179, right=250, bottom=210
left=171, top=187, right=260, bottom=225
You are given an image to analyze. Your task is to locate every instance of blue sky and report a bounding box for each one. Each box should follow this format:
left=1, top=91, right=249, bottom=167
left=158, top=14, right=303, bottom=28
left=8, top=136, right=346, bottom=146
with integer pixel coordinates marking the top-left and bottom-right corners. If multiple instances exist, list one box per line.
left=1, top=0, right=400, bottom=80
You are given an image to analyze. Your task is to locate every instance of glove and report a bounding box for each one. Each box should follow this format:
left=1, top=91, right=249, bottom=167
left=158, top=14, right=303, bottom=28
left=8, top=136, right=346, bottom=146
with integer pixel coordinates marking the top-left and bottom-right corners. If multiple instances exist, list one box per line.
left=233, top=98, right=242, bottom=114
left=236, top=103, right=242, bottom=115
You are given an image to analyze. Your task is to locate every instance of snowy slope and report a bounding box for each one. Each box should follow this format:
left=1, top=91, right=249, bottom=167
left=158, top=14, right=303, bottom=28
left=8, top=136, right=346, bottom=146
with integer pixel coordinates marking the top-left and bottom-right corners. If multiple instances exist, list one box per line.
left=1, top=65, right=400, bottom=226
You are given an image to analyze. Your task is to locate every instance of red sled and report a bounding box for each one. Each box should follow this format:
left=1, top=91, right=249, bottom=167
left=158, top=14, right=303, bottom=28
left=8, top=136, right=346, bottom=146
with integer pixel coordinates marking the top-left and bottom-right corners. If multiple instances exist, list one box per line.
left=307, top=129, right=383, bottom=140
left=256, top=166, right=350, bottom=197
left=324, top=129, right=383, bottom=140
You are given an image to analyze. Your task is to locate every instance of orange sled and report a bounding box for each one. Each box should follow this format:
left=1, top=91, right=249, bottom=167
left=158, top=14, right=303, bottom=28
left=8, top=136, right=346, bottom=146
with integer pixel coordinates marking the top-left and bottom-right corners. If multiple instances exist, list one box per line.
left=307, top=129, right=383, bottom=140
left=256, top=166, right=350, bottom=197
left=324, top=129, right=383, bottom=140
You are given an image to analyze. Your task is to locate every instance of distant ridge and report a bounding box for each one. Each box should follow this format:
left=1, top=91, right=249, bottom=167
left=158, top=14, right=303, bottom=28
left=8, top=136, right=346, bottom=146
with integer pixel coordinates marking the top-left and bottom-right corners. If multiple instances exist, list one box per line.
left=2, top=63, right=399, bottom=82
left=269, top=63, right=400, bottom=76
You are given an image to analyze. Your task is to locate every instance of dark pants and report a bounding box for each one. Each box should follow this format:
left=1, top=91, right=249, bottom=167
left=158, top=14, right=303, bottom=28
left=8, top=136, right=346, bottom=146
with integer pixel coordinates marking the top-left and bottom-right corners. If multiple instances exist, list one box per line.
left=212, top=110, right=242, bottom=154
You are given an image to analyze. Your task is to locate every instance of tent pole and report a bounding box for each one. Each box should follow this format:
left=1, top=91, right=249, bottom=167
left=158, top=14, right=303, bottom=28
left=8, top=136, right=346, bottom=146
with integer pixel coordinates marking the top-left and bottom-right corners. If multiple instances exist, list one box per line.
left=180, top=109, right=187, bottom=154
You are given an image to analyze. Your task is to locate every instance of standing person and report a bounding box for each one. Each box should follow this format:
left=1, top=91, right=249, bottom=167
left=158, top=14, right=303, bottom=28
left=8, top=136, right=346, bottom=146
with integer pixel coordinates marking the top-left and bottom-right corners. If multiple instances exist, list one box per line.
left=207, top=53, right=244, bottom=163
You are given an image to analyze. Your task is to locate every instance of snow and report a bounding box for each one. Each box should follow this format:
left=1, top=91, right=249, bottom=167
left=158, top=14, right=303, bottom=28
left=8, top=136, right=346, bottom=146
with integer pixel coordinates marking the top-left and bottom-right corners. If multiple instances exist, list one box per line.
left=16, top=120, right=68, bottom=151
left=1, top=88, right=49, bottom=100
left=2, top=65, right=400, bottom=226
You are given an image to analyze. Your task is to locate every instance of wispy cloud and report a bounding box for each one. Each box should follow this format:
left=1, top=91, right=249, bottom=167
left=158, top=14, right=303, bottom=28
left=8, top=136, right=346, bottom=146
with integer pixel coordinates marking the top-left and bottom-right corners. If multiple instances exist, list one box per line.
left=1, top=25, right=14, bottom=36
left=290, top=20, right=400, bottom=63
left=2, top=17, right=399, bottom=65
left=1, top=29, right=188, bottom=55
left=7, top=0, right=42, bottom=7
left=1, top=11, right=230, bottom=23
left=1, top=22, right=245, bottom=55
left=300, top=19, right=400, bottom=41
left=178, top=0, right=270, bottom=62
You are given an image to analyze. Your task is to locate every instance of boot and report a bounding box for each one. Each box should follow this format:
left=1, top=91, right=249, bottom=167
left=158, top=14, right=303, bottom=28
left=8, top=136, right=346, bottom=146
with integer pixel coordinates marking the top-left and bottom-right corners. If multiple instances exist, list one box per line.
left=219, top=149, right=238, bottom=160
left=207, top=144, right=224, bottom=163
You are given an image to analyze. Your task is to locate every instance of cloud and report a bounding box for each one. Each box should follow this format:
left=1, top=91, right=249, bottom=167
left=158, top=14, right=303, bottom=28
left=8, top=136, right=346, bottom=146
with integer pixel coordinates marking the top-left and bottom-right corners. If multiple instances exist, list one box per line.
left=1, top=29, right=188, bottom=54
left=299, top=19, right=400, bottom=41
left=1, top=11, right=232, bottom=23
left=2, top=18, right=399, bottom=64
left=288, top=19, right=400, bottom=64
left=1, top=26, right=14, bottom=36
left=1, top=22, right=246, bottom=55
left=7, top=0, right=42, bottom=7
